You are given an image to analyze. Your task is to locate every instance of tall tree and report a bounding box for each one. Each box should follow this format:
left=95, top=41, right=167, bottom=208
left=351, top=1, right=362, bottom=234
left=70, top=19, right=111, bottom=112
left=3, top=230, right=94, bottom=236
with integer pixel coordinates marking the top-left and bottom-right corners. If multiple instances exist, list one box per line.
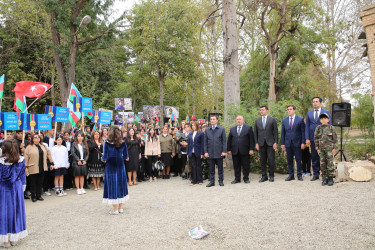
left=43, top=0, right=124, bottom=106
left=127, top=0, right=202, bottom=125
left=242, top=0, right=312, bottom=105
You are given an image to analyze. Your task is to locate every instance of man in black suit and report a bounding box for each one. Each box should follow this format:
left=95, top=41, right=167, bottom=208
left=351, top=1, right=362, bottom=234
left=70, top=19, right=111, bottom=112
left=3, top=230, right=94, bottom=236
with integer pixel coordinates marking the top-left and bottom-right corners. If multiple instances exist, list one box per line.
left=204, top=115, right=227, bottom=187
left=227, top=115, right=255, bottom=184
left=254, top=106, right=278, bottom=182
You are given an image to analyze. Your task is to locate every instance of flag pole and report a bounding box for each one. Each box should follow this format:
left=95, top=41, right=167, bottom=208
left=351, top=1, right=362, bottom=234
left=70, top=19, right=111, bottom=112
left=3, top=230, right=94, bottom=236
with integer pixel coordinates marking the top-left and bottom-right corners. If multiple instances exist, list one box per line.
left=4, top=130, right=7, bottom=140
left=54, top=121, right=57, bottom=139
left=0, top=98, right=2, bottom=112
left=22, top=87, right=53, bottom=114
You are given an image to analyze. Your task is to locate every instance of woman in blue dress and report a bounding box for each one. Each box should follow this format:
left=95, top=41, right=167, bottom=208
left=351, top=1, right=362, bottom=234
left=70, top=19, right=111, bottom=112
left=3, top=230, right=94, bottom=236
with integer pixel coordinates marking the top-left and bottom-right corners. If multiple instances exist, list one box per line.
left=102, top=126, right=129, bottom=215
left=0, top=139, right=27, bottom=247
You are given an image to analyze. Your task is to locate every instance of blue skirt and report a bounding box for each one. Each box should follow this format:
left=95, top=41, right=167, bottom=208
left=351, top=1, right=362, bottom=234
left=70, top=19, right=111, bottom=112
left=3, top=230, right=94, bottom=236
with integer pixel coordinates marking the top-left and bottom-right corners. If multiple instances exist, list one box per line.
left=53, top=168, right=67, bottom=176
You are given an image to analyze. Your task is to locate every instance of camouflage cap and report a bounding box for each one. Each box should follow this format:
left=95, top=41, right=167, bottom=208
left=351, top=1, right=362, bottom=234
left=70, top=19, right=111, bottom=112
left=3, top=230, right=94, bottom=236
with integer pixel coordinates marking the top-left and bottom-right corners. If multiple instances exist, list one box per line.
left=319, top=113, right=329, bottom=119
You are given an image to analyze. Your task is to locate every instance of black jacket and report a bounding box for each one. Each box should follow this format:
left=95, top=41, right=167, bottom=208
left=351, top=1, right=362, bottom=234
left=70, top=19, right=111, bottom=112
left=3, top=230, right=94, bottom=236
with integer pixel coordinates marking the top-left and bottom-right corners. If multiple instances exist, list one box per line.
left=254, top=116, right=278, bottom=147
left=227, top=124, right=255, bottom=155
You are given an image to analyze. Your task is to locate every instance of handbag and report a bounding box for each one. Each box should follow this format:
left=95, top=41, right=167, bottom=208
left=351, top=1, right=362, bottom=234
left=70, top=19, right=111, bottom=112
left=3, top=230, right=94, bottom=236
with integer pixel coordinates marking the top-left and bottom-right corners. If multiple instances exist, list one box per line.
left=154, top=160, right=165, bottom=171
left=184, top=158, right=192, bottom=173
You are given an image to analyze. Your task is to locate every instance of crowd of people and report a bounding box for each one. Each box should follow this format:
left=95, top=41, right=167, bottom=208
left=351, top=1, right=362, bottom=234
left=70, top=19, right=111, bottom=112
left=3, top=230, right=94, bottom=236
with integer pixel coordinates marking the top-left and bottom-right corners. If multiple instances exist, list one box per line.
left=0, top=96, right=338, bottom=246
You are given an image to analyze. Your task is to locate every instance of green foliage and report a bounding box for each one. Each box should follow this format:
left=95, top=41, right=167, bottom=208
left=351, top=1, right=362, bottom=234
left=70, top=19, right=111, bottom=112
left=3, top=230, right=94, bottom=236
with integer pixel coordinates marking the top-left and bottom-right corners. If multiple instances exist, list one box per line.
left=351, top=94, right=374, bottom=135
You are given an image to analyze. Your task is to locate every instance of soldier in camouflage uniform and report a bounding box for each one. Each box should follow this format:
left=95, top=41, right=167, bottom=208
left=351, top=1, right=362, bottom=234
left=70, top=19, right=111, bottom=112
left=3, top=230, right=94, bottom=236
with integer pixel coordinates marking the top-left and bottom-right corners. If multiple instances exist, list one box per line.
left=314, top=113, right=338, bottom=186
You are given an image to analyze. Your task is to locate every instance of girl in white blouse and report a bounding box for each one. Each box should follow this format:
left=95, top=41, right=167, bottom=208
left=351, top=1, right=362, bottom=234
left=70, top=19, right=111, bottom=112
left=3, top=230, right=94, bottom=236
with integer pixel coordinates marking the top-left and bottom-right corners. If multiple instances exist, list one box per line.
left=51, top=137, right=69, bottom=197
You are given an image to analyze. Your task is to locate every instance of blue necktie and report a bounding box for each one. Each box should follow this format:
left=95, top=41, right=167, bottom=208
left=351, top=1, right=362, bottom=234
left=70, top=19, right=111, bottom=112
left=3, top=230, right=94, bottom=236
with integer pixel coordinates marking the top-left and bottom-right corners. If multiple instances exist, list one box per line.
left=262, top=117, right=266, bottom=129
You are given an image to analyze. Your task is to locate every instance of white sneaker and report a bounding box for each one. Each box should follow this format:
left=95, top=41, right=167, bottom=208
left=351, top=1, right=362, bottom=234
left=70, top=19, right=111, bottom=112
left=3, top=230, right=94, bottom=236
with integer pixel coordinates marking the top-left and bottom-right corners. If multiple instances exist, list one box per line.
left=44, top=191, right=51, bottom=196
left=119, top=209, right=124, bottom=213
left=61, top=190, right=68, bottom=196
left=57, top=191, right=63, bottom=197
left=109, top=210, right=119, bottom=215
left=77, top=189, right=82, bottom=195
left=81, top=188, right=86, bottom=194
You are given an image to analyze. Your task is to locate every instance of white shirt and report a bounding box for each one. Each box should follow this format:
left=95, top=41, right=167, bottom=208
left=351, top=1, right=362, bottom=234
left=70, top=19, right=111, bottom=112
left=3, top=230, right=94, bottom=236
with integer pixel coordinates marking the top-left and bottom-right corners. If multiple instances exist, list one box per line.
left=314, top=108, right=321, bottom=120
left=48, top=137, right=54, bottom=150
left=51, top=145, right=69, bottom=169
left=64, top=140, right=71, bottom=151
left=289, top=115, right=296, bottom=127
left=78, top=144, right=84, bottom=160
left=192, top=131, right=197, bottom=153
left=262, top=115, right=268, bottom=127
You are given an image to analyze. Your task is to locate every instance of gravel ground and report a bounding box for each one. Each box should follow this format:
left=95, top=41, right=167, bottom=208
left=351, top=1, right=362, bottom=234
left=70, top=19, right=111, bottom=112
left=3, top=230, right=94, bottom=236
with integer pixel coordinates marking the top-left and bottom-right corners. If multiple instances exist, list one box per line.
left=15, top=168, right=375, bottom=249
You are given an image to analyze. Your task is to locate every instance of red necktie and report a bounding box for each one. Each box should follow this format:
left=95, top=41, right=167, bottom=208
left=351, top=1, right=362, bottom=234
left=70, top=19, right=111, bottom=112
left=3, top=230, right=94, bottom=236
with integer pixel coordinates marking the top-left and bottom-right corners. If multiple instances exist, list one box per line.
left=290, top=117, right=293, bottom=129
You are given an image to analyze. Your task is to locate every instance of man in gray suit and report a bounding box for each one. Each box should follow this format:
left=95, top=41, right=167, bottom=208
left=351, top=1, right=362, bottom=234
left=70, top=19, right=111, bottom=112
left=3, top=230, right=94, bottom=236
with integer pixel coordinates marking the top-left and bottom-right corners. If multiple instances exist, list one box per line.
left=254, top=105, right=278, bottom=182
left=204, top=115, right=227, bottom=187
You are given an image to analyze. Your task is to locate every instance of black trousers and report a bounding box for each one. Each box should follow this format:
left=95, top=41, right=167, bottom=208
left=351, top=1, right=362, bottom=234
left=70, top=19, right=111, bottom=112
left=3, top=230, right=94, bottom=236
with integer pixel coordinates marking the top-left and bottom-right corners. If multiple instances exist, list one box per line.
left=180, top=154, right=188, bottom=174
left=63, top=167, right=74, bottom=189
left=190, top=154, right=203, bottom=184
left=208, top=158, right=224, bottom=183
left=43, top=169, right=53, bottom=192
left=29, top=172, right=44, bottom=196
left=147, top=155, right=158, bottom=178
left=138, top=156, right=146, bottom=179
left=232, top=154, right=250, bottom=181
left=259, top=145, right=275, bottom=177
left=302, top=147, right=311, bottom=174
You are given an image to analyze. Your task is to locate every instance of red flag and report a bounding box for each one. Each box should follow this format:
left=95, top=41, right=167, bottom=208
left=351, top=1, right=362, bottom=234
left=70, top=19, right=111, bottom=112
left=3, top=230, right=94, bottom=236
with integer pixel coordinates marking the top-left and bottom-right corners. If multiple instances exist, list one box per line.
left=13, top=81, right=52, bottom=98
left=192, top=114, right=196, bottom=120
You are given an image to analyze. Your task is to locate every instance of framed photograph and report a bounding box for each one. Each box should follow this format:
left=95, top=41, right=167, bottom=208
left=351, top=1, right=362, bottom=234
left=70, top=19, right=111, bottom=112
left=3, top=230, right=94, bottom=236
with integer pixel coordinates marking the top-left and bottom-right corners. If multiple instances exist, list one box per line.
left=115, top=98, right=132, bottom=111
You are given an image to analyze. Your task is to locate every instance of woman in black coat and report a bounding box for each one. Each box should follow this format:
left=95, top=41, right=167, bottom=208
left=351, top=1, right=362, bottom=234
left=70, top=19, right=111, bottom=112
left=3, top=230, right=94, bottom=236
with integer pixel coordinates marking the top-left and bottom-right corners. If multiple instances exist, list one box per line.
left=125, top=128, right=141, bottom=186
left=87, top=131, right=104, bottom=191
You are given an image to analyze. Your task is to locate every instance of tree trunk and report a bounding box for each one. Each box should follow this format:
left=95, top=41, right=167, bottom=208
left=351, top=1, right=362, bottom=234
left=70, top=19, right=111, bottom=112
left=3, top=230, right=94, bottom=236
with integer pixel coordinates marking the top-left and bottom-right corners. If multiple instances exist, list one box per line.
left=51, top=71, right=55, bottom=106
left=49, top=12, right=69, bottom=107
left=268, top=45, right=277, bottom=104
left=222, top=0, right=240, bottom=122
left=158, top=69, right=165, bottom=126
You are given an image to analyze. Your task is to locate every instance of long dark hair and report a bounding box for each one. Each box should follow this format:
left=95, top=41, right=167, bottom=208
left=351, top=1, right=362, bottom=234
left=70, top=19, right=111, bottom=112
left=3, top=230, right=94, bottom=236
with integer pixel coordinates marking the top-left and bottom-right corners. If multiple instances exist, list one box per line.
left=147, top=127, right=158, bottom=142
left=74, top=131, right=89, bottom=153
left=126, top=128, right=136, bottom=140
left=107, top=126, right=123, bottom=148
left=1, top=139, right=20, bottom=163
left=90, top=130, right=103, bottom=144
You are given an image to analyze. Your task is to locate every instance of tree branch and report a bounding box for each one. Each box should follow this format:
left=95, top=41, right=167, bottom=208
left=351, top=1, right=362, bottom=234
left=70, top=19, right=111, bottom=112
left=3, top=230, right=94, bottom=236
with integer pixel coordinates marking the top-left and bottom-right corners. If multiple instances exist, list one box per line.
left=73, top=0, right=88, bottom=21
left=199, top=7, right=223, bottom=40
left=77, top=25, right=121, bottom=45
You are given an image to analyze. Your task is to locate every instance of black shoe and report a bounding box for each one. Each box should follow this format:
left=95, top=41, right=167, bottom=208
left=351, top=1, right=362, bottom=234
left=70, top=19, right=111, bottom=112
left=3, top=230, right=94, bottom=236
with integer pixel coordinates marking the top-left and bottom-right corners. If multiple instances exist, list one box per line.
left=31, top=195, right=37, bottom=202
left=298, top=176, right=303, bottom=181
left=36, top=196, right=44, bottom=201
left=162, top=175, right=166, bottom=179
left=166, top=175, right=170, bottom=179
left=206, top=182, right=215, bottom=187
left=231, top=180, right=240, bottom=184
left=182, top=176, right=187, bottom=180
left=219, top=182, right=224, bottom=186
left=24, top=195, right=30, bottom=200
left=311, top=176, right=319, bottom=181
left=259, top=176, right=268, bottom=182
left=327, top=177, right=334, bottom=186
left=244, top=180, right=250, bottom=184
left=285, top=176, right=295, bottom=181
left=322, top=177, right=328, bottom=186
left=269, top=177, right=274, bottom=182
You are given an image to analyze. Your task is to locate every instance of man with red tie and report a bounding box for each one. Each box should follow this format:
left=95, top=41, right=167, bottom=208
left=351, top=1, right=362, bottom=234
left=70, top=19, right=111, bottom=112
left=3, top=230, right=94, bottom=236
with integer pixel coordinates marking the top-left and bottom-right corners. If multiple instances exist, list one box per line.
left=281, top=105, right=305, bottom=181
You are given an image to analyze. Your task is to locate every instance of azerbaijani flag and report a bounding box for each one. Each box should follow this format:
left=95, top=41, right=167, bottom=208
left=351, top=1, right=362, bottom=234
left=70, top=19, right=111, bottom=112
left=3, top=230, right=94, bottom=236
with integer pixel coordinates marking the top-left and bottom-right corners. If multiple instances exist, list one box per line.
left=0, top=75, right=4, bottom=99
left=186, top=115, right=189, bottom=122
left=135, top=114, right=140, bottom=122
left=171, top=112, right=175, bottom=121
left=14, top=95, right=26, bottom=113
left=68, top=83, right=82, bottom=126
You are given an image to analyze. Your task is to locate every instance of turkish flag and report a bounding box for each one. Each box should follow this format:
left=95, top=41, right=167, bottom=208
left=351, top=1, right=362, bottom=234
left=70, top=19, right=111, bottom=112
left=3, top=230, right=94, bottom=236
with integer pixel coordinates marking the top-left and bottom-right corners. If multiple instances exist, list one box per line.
left=13, top=81, right=52, bottom=98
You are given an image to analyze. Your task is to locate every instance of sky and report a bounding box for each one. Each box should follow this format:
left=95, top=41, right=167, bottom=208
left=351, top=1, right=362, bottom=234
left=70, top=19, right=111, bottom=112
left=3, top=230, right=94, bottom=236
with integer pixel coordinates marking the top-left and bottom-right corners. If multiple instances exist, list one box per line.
left=113, top=0, right=138, bottom=18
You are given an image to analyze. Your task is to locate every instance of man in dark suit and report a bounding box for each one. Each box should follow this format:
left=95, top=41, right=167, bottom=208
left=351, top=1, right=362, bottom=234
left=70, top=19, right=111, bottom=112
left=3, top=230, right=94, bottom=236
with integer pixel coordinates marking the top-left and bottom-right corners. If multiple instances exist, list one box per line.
left=254, top=105, right=278, bottom=182
left=281, top=105, right=305, bottom=181
left=227, top=115, right=255, bottom=184
left=305, top=97, right=331, bottom=181
left=204, top=115, right=227, bottom=187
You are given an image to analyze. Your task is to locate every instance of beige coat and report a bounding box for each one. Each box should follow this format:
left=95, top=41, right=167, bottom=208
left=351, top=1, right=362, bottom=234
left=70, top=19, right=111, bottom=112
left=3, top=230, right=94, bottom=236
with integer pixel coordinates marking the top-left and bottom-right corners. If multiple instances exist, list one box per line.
left=159, top=134, right=176, bottom=153
left=24, top=144, right=53, bottom=175
left=144, top=136, right=161, bottom=156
